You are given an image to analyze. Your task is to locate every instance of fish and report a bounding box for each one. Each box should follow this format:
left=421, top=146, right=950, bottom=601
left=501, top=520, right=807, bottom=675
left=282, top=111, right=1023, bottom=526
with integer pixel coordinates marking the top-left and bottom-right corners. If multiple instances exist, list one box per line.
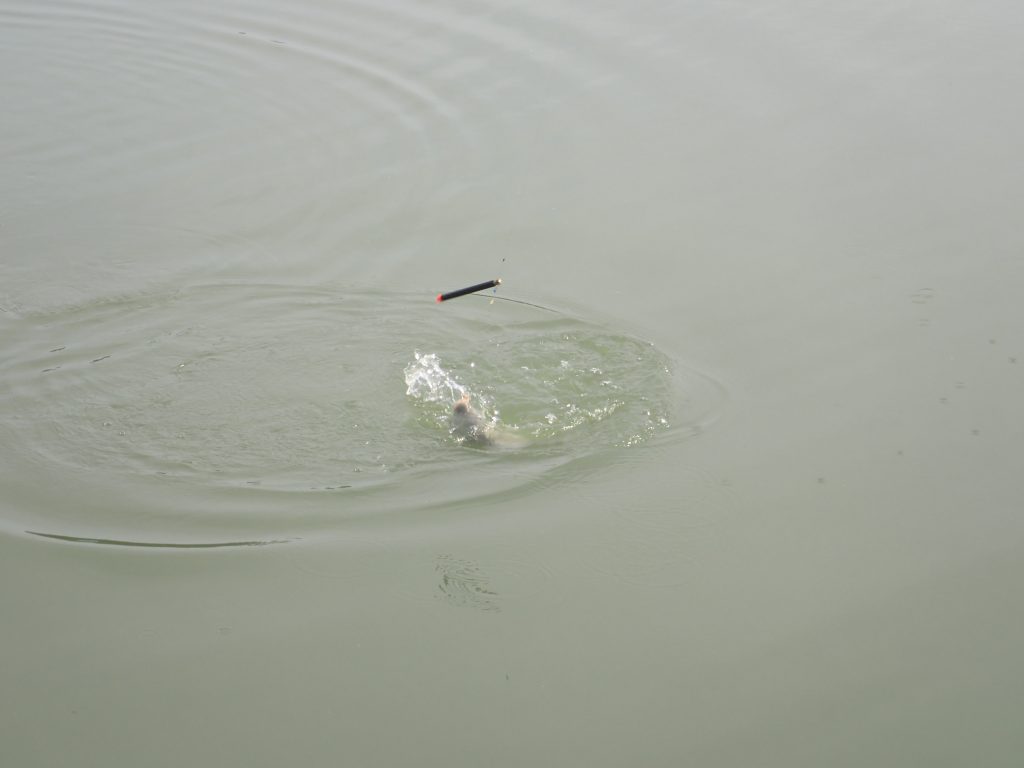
left=450, top=393, right=493, bottom=446
left=449, top=394, right=527, bottom=449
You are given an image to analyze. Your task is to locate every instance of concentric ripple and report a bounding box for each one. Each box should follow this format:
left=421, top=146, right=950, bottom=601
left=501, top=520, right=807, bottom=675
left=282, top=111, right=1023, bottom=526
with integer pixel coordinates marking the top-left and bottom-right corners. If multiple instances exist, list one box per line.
left=0, top=283, right=725, bottom=545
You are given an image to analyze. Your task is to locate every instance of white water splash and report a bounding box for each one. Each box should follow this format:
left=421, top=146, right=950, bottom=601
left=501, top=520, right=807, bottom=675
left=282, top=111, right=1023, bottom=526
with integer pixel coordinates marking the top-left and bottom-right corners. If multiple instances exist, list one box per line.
left=403, top=351, right=466, bottom=404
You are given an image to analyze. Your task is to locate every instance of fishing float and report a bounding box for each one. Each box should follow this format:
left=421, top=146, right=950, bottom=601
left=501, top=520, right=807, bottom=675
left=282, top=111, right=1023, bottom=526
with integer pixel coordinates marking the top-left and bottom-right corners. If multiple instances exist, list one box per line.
left=435, top=278, right=502, bottom=303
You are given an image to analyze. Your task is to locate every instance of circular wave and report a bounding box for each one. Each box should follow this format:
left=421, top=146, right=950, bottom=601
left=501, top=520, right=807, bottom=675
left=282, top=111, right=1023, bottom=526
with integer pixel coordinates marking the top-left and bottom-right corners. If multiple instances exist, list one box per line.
left=3, top=0, right=664, bottom=276
left=0, top=283, right=725, bottom=546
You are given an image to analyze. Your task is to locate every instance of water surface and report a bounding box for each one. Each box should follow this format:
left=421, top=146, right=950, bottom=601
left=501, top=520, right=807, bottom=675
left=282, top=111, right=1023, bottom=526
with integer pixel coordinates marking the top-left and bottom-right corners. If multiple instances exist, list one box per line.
left=2, top=0, right=1023, bottom=765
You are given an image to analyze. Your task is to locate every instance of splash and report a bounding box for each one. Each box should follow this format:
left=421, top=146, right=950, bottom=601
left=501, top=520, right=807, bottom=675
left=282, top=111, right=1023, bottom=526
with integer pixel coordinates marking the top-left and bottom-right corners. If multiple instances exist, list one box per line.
left=404, top=351, right=502, bottom=445
left=403, top=351, right=466, bottom=404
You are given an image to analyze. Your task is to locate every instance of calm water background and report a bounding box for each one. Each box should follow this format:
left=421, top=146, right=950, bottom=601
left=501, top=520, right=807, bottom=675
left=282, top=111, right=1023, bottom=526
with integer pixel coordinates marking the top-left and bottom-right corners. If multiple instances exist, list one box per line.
left=3, top=0, right=1023, bottom=765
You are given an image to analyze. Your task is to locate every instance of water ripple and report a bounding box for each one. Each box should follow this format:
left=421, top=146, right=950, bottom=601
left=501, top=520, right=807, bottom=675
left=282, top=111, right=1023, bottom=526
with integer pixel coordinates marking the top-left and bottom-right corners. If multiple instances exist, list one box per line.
left=4, top=0, right=661, bottom=257
left=0, top=282, right=725, bottom=547
left=26, top=531, right=289, bottom=549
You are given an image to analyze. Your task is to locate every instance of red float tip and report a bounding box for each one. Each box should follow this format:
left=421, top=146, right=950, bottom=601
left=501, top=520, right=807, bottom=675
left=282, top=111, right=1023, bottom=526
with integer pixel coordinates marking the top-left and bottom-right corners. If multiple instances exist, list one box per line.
left=435, top=293, right=443, bottom=303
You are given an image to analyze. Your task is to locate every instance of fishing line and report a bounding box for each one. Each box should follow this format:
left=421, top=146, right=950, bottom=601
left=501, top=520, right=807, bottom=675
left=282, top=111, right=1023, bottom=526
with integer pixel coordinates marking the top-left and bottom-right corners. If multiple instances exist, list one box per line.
left=467, top=293, right=560, bottom=314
